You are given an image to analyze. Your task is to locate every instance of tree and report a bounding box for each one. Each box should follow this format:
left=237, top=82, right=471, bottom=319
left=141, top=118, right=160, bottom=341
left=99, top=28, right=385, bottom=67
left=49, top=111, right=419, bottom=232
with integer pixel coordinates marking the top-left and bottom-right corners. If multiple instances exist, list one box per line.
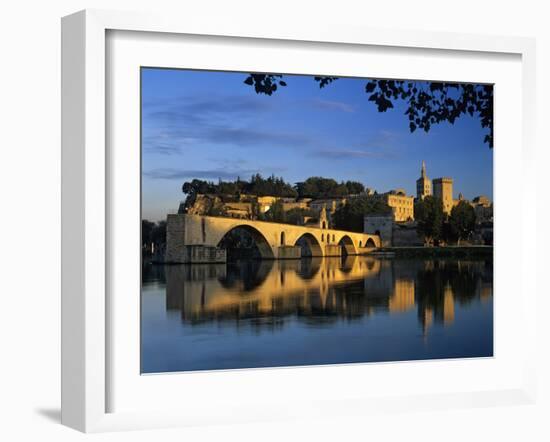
left=260, top=200, right=286, bottom=223
left=181, top=174, right=299, bottom=211
left=332, top=196, right=391, bottom=233
left=449, top=201, right=476, bottom=245
left=151, top=221, right=166, bottom=247
left=285, top=207, right=317, bottom=226
left=415, top=196, right=445, bottom=246
left=142, top=220, right=166, bottom=256
left=345, top=180, right=365, bottom=195
left=294, top=176, right=358, bottom=199
left=142, top=219, right=155, bottom=251
left=243, top=74, right=493, bottom=147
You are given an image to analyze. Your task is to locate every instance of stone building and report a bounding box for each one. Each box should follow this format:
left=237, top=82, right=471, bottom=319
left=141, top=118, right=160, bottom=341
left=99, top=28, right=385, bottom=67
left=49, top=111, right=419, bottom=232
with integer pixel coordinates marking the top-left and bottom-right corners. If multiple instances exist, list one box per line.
left=382, top=189, right=414, bottom=222
left=471, top=195, right=493, bottom=223
left=256, top=196, right=278, bottom=214
left=416, top=160, right=432, bottom=200
left=433, top=177, right=454, bottom=214
left=309, top=197, right=347, bottom=215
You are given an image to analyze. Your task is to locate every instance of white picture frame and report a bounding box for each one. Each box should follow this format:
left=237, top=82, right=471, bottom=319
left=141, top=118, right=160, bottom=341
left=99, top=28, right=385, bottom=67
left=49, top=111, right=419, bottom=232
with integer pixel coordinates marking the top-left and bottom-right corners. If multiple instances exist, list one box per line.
left=61, top=9, right=537, bottom=433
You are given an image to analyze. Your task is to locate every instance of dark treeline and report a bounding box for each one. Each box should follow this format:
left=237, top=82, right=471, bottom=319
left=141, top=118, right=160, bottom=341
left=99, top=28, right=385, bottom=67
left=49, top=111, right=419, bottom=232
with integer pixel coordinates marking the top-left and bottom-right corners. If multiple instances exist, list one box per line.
left=414, top=196, right=479, bottom=246
left=142, top=220, right=166, bottom=256
left=332, top=196, right=392, bottom=232
left=182, top=175, right=366, bottom=200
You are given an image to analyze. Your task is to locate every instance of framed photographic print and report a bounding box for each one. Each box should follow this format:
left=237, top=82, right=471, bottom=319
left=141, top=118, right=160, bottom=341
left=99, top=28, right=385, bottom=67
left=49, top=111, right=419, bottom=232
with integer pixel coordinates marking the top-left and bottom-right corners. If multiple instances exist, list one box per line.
left=61, top=9, right=537, bottom=432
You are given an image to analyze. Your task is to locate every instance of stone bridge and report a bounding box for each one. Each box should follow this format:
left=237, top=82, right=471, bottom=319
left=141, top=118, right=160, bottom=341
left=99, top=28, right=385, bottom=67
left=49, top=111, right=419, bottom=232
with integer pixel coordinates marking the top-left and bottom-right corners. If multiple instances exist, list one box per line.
left=165, top=214, right=381, bottom=263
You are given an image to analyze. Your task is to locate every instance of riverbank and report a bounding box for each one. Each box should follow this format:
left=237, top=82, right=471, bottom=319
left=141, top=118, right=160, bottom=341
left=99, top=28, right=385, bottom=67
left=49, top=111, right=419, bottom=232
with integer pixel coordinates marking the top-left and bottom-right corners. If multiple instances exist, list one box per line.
left=371, top=245, right=493, bottom=259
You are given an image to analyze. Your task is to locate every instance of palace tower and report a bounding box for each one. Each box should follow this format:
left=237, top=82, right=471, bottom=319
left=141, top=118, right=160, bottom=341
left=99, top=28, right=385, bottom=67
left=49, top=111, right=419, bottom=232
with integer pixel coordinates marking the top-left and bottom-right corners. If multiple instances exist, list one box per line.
left=416, top=160, right=432, bottom=200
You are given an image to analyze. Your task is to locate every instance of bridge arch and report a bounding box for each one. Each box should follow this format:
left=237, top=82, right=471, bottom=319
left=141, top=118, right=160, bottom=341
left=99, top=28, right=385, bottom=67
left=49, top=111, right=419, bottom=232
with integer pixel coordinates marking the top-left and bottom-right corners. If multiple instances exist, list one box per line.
left=217, top=224, right=275, bottom=259
left=338, top=235, right=357, bottom=256
left=365, top=238, right=376, bottom=248
left=294, top=233, right=323, bottom=257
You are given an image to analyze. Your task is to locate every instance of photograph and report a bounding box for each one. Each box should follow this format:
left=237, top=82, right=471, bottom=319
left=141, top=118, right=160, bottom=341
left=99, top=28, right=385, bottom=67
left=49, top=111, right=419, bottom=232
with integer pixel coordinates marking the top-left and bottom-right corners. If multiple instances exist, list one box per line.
left=140, top=67, right=494, bottom=374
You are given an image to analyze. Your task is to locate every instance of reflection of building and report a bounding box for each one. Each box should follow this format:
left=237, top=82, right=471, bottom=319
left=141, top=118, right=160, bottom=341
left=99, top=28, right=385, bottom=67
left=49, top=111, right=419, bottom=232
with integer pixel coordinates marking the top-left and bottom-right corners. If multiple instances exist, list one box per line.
left=443, top=283, right=455, bottom=325
left=163, top=256, right=491, bottom=336
left=166, top=256, right=385, bottom=323
left=389, top=279, right=415, bottom=313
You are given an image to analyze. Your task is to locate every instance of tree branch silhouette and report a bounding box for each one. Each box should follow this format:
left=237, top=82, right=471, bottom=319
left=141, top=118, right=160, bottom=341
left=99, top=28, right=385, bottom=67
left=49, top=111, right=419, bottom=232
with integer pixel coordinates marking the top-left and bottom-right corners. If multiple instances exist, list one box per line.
left=243, top=74, right=493, bottom=148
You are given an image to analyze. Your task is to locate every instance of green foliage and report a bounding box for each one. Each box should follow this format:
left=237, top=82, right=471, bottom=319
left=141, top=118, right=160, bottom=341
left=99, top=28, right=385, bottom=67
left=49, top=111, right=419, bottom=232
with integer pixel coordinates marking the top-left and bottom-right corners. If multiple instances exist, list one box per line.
left=332, top=196, right=392, bottom=233
left=243, top=74, right=287, bottom=95
left=414, top=196, right=445, bottom=245
left=182, top=175, right=366, bottom=209
left=345, top=180, right=365, bottom=195
left=142, top=220, right=155, bottom=247
left=206, top=205, right=225, bottom=217
left=181, top=174, right=299, bottom=210
left=294, top=177, right=364, bottom=199
left=141, top=220, right=166, bottom=255
left=260, top=200, right=286, bottom=223
left=243, top=74, right=493, bottom=147
left=259, top=203, right=317, bottom=226
left=248, top=173, right=298, bottom=198
left=285, top=207, right=317, bottom=225
left=182, top=174, right=297, bottom=200
left=449, top=201, right=476, bottom=244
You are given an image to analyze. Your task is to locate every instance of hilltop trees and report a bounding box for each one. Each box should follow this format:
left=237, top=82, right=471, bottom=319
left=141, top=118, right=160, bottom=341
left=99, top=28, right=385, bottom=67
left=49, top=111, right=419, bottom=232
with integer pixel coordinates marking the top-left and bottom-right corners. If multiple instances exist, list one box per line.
left=248, top=174, right=298, bottom=198
left=182, top=174, right=297, bottom=199
left=294, top=177, right=365, bottom=199
left=181, top=175, right=367, bottom=209
left=181, top=174, right=297, bottom=210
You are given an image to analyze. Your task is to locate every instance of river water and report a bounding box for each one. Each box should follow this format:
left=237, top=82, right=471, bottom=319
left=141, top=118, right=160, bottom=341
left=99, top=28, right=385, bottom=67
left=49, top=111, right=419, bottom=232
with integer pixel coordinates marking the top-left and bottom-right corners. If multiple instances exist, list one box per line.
left=141, top=256, right=493, bottom=373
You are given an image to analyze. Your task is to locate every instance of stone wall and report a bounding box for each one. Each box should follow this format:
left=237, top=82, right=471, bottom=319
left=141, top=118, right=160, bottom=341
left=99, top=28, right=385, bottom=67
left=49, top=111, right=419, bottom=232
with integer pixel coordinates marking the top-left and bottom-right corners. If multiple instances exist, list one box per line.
left=364, top=214, right=393, bottom=247
left=183, top=245, right=227, bottom=264
left=324, top=244, right=342, bottom=257
left=165, top=214, right=186, bottom=262
left=276, top=246, right=302, bottom=259
left=392, top=224, right=423, bottom=246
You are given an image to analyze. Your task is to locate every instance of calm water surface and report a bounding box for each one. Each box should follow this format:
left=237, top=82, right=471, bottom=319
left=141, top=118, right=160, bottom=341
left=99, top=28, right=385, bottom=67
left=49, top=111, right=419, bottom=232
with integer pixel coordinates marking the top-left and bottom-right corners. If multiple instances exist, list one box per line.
left=141, top=256, right=493, bottom=373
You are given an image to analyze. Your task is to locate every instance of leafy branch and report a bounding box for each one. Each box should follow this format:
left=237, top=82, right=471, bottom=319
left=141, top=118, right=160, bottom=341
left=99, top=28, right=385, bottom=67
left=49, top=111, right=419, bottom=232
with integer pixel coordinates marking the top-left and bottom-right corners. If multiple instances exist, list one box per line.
left=243, top=74, right=493, bottom=147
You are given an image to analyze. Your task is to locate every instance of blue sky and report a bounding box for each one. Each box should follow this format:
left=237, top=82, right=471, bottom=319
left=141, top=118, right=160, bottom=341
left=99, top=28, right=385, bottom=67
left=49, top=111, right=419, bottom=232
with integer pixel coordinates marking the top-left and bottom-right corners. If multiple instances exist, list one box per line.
left=142, top=68, right=493, bottom=221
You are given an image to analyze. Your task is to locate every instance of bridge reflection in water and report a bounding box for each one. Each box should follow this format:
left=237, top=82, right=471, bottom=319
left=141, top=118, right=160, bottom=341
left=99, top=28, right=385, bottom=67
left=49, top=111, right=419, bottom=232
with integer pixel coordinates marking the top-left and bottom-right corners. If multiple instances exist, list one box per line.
left=142, top=256, right=493, bottom=372
left=160, top=256, right=492, bottom=333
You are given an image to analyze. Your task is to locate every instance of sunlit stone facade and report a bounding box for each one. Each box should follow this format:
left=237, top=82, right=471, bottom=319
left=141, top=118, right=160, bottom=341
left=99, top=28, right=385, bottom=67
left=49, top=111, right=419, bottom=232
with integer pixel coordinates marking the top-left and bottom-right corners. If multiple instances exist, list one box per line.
left=416, top=160, right=432, bottom=200
left=433, top=177, right=454, bottom=215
